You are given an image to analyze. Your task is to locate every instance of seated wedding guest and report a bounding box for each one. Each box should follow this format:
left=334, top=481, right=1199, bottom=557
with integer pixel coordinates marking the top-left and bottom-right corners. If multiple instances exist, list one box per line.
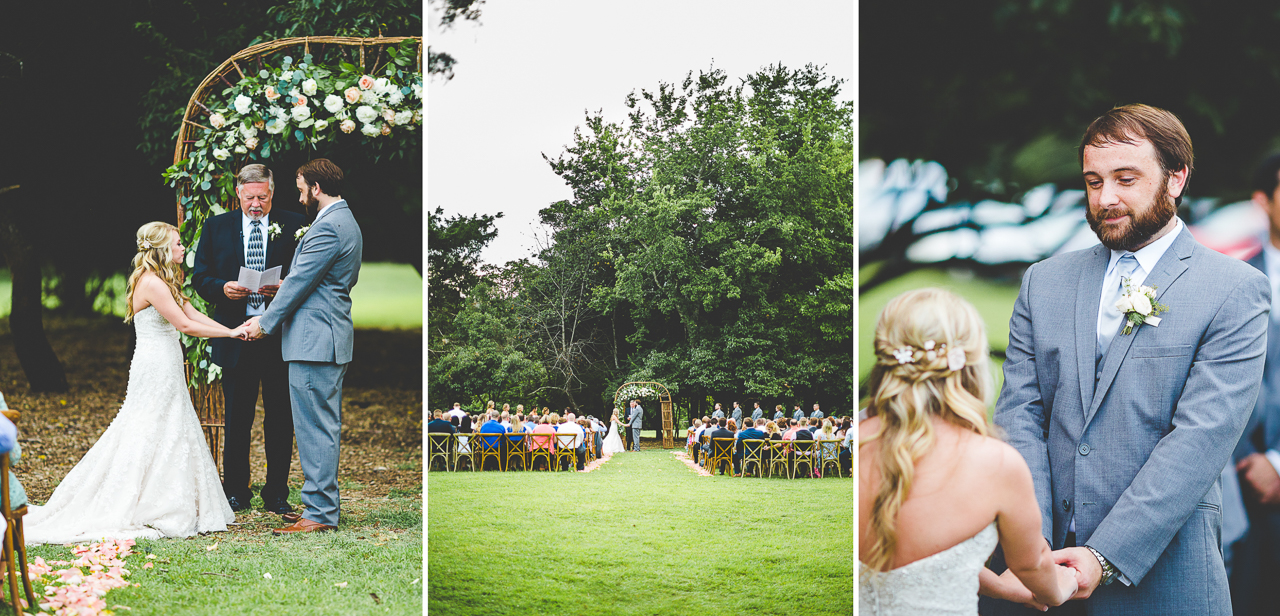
left=687, top=419, right=701, bottom=452
left=556, top=414, right=586, bottom=470
left=593, top=415, right=606, bottom=458
left=427, top=409, right=455, bottom=434
left=478, top=411, right=507, bottom=470
left=783, top=418, right=801, bottom=440
left=815, top=418, right=838, bottom=441
left=841, top=423, right=853, bottom=475
left=701, top=418, right=716, bottom=462
left=500, top=405, right=512, bottom=429
left=692, top=418, right=711, bottom=464
left=860, top=287, right=1078, bottom=611
left=528, top=416, right=557, bottom=468
left=734, top=418, right=768, bottom=476
left=707, top=418, right=734, bottom=475
left=448, top=402, right=466, bottom=420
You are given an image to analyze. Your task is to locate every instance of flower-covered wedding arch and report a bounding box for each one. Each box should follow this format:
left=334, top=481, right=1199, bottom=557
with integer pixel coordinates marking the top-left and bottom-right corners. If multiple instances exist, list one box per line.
left=612, top=381, right=676, bottom=448
left=163, top=36, right=422, bottom=466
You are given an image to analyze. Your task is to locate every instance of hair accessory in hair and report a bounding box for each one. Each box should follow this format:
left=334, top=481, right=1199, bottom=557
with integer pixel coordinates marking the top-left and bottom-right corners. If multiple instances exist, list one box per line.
left=892, top=347, right=915, bottom=364
left=140, top=240, right=152, bottom=250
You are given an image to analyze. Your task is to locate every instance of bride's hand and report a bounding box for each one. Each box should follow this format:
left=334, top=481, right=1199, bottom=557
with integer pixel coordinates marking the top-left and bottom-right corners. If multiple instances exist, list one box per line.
left=981, top=569, right=1048, bottom=611
left=1053, top=563, right=1081, bottom=606
left=229, top=325, right=250, bottom=340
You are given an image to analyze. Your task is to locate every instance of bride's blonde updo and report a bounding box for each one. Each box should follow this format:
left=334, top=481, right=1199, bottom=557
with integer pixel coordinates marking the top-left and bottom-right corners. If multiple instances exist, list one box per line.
left=124, top=221, right=189, bottom=323
left=861, top=287, right=992, bottom=574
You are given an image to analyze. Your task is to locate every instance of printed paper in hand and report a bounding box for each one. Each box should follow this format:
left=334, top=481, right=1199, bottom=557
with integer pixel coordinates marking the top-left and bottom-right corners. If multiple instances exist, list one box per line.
left=237, top=265, right=281, bottom=290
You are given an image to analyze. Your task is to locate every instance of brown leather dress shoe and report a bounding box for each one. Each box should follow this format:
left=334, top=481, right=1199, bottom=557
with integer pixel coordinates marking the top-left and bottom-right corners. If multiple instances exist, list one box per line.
left=272, top=517, right=337, bottom=535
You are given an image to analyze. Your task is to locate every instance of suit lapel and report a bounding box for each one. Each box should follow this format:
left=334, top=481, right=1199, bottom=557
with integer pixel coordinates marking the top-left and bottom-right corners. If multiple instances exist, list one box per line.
left=1076, top=244, right=1109, bottom=415
left=1084, top=228, right=1194, bottom=427
left=264, top=216, right=276, bottom=266
left=233, top=210, right=245, bottom=268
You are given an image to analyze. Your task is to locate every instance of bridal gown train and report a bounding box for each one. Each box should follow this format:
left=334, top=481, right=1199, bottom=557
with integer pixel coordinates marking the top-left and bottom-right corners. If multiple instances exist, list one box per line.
left=602, top=420, right=626, bottom=455
left=858, top=521, right=998, bottom=615
left=24, top=306, right=235, bottom=545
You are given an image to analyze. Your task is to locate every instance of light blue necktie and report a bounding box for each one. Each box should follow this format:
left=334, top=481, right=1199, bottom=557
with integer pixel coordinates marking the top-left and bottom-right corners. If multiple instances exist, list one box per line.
left=1098, top=253, right=1139, bottom=362
left=247, top=220, right=265, bottom=309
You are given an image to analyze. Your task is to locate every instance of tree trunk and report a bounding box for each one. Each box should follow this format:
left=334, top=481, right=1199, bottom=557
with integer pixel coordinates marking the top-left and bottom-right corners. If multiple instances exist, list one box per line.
left=0, top=185, right=68, bottom=392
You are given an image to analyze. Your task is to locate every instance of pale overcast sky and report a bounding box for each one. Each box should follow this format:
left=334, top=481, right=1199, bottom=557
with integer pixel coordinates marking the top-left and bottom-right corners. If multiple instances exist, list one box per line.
left=427, top=0, right=854, bottom=266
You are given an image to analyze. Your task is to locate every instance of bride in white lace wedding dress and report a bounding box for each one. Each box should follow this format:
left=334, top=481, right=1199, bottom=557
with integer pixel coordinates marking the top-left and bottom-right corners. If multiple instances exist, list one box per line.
left=25, top=222, right=244, bottom=545
left=859, top=289, right=1077, bottom=614
left=602, top=409, right=626, bottom=455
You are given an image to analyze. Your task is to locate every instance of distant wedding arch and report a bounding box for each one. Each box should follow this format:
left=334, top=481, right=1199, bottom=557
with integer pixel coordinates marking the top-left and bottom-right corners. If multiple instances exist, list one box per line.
left=613, top=381, right=676, bottom=448
left=165, top=35, right=423, bottom=466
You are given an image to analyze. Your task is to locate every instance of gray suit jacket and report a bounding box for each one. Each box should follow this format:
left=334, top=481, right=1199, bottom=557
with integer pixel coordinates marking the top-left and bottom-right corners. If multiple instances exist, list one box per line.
left=989, top=228, right=1268, bottom=614
left=259, top=201, right=363, bottom=363
left=628, top=406, right=644, bottom=431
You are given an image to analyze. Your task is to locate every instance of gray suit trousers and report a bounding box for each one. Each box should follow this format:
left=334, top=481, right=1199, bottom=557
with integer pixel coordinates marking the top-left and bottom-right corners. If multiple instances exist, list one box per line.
left=289, top=360, right=348, bottom=527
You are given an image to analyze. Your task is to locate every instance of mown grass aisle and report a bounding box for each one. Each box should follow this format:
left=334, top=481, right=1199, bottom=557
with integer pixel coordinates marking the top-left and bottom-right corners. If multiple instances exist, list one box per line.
left=428, top=449, right=853, bottom=616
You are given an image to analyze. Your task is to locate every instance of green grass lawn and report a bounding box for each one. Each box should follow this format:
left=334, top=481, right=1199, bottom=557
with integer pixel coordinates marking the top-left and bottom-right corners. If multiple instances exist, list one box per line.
left=858, top=264, right=1019, bottom=410
left=0, top=262, right=421, bottom=330
left=8, top=495, right=422, bottom=616
left=428, top=449, right=853, bottom=616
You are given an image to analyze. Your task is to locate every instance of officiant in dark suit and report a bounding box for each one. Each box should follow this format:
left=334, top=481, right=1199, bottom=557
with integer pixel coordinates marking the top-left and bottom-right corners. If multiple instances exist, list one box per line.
left=192, top=164, right=305, bottom=515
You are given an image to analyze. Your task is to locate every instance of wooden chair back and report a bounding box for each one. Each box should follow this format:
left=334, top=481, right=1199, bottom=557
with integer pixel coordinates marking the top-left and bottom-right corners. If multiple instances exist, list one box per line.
left=426, top=433, right=453, bottom=472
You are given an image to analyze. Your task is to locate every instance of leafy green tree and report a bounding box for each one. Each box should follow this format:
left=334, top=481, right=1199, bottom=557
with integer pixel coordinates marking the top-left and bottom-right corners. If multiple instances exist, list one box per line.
left=429, top=280, right=544, bottom=409
left=543, top=64, right=854, bottom=413
left=427, top=206, right=502, bottom=342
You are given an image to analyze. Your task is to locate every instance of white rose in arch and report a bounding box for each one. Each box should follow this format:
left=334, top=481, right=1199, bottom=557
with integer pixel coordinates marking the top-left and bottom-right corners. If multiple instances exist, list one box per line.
left=280, top=70, right=293, bottom=82
left=324, top=94, right=344, bottom=114
left=394, top=110, right=412, bottom=126
left=265, top=119, right=286, bottom=135
left=373, top=77, right=389, bottom=93
left=314, top=119, right=329, bottom=130
left=302, top=78, right=318, bottom=96
left=387, top=90, right=404, bottom=106
left=234, top=145, right=248, bottom=154
left=1131, top=293, right=1152, bottom=316
left=234, top=94, right=253, bottom=114
left=209, top=113, right=226, bottom=129
left=239, top=124, right=257, bottom=140
left=359, top=89, right=378, bottom=105
left=355, top=105, right=378, bottom=124
left=1114, top=294, right=1134, bottom=314
left=412, top=83, right=422, bottom=99
left=291, top=105, right=311, bottom=122
left=245, top=136, right=259, bottom=149
left=340, top=119, right=356, bottom=133
left=212, top=148, right=231, bottom=160
left=361, top=123, right=380, bottom=137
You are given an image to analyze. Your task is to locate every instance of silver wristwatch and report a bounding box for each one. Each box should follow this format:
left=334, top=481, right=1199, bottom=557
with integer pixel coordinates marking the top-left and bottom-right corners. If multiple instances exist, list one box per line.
left=1084, top=545, right=1118, bottom=586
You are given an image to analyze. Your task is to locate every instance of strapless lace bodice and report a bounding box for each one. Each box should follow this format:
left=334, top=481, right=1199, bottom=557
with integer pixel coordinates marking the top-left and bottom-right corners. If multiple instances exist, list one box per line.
left=859, top=522, right=998, bottom=615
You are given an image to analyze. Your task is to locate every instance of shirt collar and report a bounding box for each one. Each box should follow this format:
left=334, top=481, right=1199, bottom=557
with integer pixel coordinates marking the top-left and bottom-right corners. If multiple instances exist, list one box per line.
left=243, top=212, right=270, bottom=231
left=1107, top=217, right=1183, bottom=277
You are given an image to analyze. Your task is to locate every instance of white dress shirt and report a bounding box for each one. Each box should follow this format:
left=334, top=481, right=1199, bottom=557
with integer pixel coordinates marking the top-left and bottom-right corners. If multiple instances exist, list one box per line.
left=1095, top=217, right=1183, bottom=341
left=241, top=213, right=271, bottom=317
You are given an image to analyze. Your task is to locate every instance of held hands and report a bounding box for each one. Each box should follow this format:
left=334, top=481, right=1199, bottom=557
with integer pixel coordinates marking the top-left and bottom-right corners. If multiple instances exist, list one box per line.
left=1237, top=453, right=1280, bottom=505
left=1053, top=546, right=1103, bottom=600
left=238, top=317, right=265, bottom=341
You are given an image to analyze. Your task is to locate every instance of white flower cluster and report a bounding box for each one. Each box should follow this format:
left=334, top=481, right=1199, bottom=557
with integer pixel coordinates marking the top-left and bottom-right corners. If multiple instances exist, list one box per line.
left=195, top=53, right=422, bottom=163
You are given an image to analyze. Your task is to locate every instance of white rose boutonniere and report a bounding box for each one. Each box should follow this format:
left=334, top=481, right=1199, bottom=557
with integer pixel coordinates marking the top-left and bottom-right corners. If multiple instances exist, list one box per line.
left=294, top=225, right=311, bottom=241
left=267, top=222, right=282, bottom=240
left=1116, top=278, right=1168, bottom=335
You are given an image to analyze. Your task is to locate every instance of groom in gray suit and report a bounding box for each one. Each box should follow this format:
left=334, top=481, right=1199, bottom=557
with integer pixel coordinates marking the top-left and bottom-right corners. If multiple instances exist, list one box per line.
left=244, top=158, right=362, bottom=535
left=628, top=400, right=643, bottom=452
left=982, top=104, right=1269, bottom=615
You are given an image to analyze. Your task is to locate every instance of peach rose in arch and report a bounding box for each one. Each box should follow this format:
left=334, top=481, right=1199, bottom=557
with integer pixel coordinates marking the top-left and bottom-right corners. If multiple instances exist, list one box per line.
left=358, top=74, right=376, bottom=90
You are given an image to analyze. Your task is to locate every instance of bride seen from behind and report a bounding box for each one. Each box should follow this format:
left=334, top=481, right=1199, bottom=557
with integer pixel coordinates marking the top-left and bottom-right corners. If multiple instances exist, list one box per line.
left=858, top=288, right=1077, bottom=614
left=24, top=222, right=247, bottom=545
left=602, top=408, right=626, bottom=455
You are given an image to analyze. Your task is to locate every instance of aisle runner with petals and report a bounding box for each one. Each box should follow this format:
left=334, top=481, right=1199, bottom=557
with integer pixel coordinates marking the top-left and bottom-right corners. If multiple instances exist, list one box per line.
left=673, top=450, right=713, bottom=477
left=580, top=452, right=614, bottom=473
left=25, top=538, right=139, bottom=615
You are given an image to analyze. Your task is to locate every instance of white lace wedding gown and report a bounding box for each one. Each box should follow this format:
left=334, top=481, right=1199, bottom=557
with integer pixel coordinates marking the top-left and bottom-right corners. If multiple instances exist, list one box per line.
left=858, top=521, right=998, bottom=615
left=602, top=420, right=626, bottom=455
left=24, top=306, right=235, bottom=545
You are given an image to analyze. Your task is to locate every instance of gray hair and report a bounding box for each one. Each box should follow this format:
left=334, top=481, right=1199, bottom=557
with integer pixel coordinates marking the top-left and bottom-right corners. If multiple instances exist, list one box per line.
left=236, top=164, right=274, bottom=191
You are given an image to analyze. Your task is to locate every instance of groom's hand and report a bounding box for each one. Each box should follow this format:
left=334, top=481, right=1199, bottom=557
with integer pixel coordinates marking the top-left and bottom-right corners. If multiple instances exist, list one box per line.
left=241, top=317, right=265, bottom=340
left=1053, top=547, right=1102, bottom=599
left=1238, top=453, right=1280, bottom=505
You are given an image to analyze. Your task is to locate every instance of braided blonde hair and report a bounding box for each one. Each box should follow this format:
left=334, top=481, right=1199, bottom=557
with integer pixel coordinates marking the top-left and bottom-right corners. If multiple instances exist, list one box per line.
left=124, top=222, right=189, bottom=323
left=860, top=287, right=992, bottom=574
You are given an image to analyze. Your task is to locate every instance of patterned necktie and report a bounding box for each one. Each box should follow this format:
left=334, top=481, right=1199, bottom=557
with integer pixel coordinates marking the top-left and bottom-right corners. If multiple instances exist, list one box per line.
left=1098, top=253, right=1139, bottom=362
left=247, top=220, right=265, bottom=309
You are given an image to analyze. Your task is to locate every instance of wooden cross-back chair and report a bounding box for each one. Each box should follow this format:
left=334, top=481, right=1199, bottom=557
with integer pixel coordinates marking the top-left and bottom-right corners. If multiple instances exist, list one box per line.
left=0, top=410, right=34, bottom=611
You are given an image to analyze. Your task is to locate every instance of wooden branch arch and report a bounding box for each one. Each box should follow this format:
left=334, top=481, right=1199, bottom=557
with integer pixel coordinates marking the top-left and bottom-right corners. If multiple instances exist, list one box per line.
left=174, top=35, right=423, bottom=470
left=613, top=381, right=676, bottom=448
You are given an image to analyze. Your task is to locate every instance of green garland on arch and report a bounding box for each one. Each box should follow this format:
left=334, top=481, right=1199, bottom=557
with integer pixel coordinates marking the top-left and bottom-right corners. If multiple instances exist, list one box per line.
left=162, top=39, right=421, bottom=386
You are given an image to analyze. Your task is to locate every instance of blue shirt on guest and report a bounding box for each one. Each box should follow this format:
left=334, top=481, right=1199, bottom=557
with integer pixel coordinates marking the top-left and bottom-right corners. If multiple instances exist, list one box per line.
left=479, top=420, right=507, bottom=449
